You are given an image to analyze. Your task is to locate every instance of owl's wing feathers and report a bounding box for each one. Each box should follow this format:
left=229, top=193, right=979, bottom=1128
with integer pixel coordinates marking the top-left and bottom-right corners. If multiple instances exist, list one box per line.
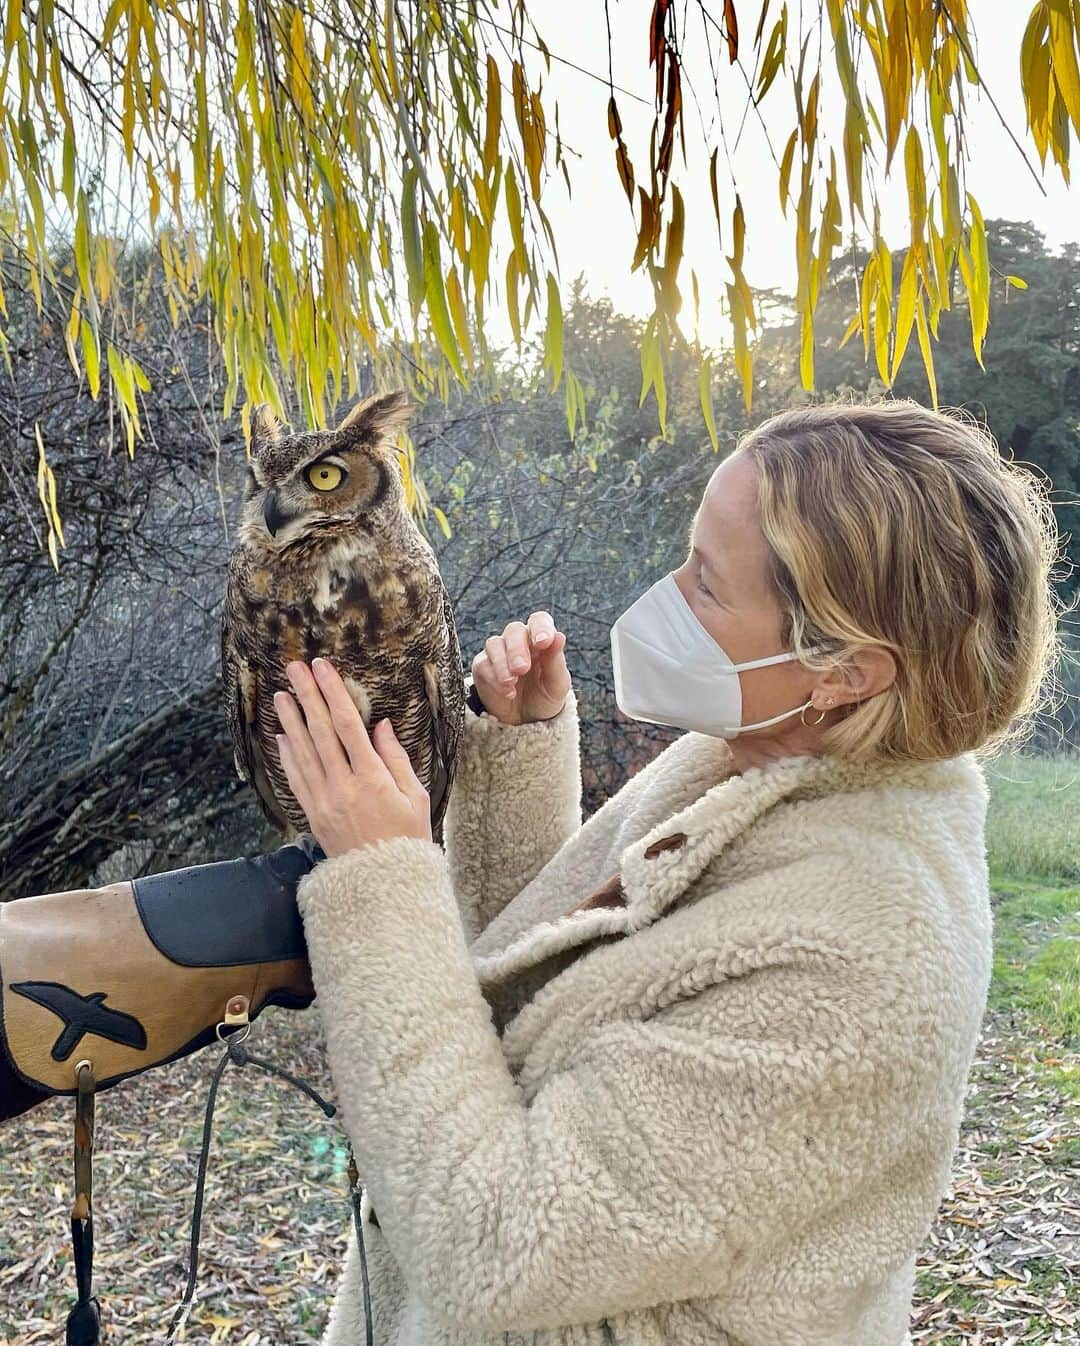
left=221, top=560, right=294, bottom=835
left=426, top=579, right=466, bottom=841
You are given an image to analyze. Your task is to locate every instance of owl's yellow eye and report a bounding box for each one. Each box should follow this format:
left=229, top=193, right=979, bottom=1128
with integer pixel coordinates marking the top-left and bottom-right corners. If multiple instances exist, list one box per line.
left=306, top=462, right=345, bottom=491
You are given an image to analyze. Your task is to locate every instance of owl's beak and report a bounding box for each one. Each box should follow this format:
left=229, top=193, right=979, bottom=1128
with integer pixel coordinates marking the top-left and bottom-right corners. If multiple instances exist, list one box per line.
left=263, top=490, right=292, bottom=538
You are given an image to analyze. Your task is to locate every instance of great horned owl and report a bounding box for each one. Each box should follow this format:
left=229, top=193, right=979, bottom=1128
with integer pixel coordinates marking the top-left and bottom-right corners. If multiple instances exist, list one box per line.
left=221, top=391, right=465, bottom=846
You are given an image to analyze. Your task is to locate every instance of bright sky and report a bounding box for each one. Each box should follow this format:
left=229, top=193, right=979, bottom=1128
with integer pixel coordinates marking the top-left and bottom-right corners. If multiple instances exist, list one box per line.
left=483, top=0, right=1076, bottom=352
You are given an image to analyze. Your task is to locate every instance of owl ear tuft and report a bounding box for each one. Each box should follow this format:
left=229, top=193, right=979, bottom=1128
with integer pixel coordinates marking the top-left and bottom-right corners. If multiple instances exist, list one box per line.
left=337, top=390, right=413, bottom=444
left=251, top=403, right=284, bottom=447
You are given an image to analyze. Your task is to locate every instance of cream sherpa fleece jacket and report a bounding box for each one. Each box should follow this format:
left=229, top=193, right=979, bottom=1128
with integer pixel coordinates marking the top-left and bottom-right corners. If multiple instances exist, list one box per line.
left=295, top=685, right=993, bottom=1346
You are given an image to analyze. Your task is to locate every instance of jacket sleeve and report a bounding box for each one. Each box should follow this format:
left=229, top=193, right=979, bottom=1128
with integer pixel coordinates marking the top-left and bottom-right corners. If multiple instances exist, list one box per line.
left=297, top=837, right=920, bottom=1336
left=442, top=683, right=582, bottom=941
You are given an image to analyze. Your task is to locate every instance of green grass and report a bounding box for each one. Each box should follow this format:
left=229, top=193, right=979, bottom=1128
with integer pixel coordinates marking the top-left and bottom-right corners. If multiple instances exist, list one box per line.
left=981, top=751, right=1079, bottom=1057
left=988, top=880, right=1080, bottom=1046
left=983, top=750, right=1079, bottom=883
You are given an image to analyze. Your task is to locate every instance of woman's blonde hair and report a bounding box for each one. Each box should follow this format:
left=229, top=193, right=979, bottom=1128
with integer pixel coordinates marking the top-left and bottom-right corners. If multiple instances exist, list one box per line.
left=735, top=397, right=1073, bottom=763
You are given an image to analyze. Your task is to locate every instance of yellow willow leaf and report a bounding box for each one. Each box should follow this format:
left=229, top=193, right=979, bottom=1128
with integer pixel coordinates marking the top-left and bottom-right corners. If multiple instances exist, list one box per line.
left=1049, top=82, right=1071, bottom=177
left=121, top=68, right=136, bottom=166
left=1006, top=273, right=1029, bottom=289
left=632, top=186, right=658, bottom=271
left=504, top=162, right=526, bottom=267
left=74, top=194, right=92, bottom=301
left=699, top=356, right=719, bottom=452
left=93, top=237, right=114, bottom=305
left=445, top=266, right=473, bottom=366
left=401, top=166, right=425, bottom=315
left=755, top=8, right=788, bottom=102
left=779, top=128, right=798, bottom=213
left=62, top=123, right=75, bottom=207
left=803, top=71, right=820, bottom=150
left=838, top=310, right=861, bottom=349
left=875, top=233, right=893, bottom=304
left=382, top=0, right=401, bottom=102
left=64, top=292, right=80, bottom=378
left=615, top=140, right=635, bottom=202
left=511, top=59, right=527, bottom=143
left=432, top=505, right=451, bottom=539
left=892, top=250, right=918, bottom=380
left=523, top=106, right=544, bottom=199
left=728, top=284, right=753, bottom=413
left=843, top=104, right=868, bottom=222
left=940, top=160, right=962, bottom=253
left=523, top=276, right=539, bottom=331
left=873, top=281, right=891, bottom=385
left=638, top=317, right=659, bottom=408
left=131, top=354, right=151, bottom=393
left=661, top=183, right=685, bottom=318
left=904, top=126, right=926, bottom=236
left=35, top=446, right=65, bottom=559
left=506, top=252, right=521, bottom=346
left=800, top=308, right=814, bottom=390
left=473, top=167, right=493, bottom=226
left=928, top=221, right=949, bottom=314
left=664, top=182, right=686, bottom=274
left=26, top=258, right=42, bottom=316
left=471, top=217, right=493, bottom=303
left=709, top=147, right=721, bottom=242
left=915, top=290, right=938, bottom=408
left=80, top=319, right=100, bottom=398
left=817, top=153, right=842, bottom=283
left=289, top=5, right=315, bottom=125
left=564, top=367, right=586, bottom=439
left=449, top=184, right=467, bottom=264
left=123, top=403, right=136, bottom=458
left=147, top=166, right=160, bottom=226
left=1047, top=1, right=1080, bottom=132
left=1022, top=9, right=1051, bottom=156
left=4, top=0, right=21, bottom=55
left=543, top=271, right=563, bottom=390
left=859, top=255, right=878, bottom=360
left=732, top=194, right=747, bottom=265
left=967, top=193, right=990, bottom=368
left=929, top=68, right=948, bottom=170
left=106, top=343, right=134, bottom=417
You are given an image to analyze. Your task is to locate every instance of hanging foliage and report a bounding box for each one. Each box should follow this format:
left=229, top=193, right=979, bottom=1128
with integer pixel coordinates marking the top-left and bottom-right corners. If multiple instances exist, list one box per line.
left=0, top=0, right=1077, bottom=499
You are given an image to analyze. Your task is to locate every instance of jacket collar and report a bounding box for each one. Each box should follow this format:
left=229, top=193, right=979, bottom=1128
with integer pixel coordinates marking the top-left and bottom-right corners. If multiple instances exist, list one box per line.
left=470, top=734, right=983, bottom=988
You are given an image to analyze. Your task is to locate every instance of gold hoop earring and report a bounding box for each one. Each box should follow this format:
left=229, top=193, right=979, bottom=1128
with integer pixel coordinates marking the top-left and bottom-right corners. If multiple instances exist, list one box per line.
left=801, top=697, right=832, bottom=727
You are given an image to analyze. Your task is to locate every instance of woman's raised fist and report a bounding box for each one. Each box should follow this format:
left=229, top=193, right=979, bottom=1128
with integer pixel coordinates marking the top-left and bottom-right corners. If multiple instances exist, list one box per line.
left=470, top=611, right=571, bottom=725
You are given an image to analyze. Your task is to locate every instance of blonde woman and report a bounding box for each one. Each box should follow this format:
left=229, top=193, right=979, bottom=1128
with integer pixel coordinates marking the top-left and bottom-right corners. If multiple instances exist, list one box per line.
left=273, top=399, right=1065, bottom=1346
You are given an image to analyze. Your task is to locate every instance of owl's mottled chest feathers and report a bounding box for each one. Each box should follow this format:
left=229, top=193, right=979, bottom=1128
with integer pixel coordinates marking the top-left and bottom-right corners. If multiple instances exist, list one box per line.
left=232, top=530, right=444, bottom=666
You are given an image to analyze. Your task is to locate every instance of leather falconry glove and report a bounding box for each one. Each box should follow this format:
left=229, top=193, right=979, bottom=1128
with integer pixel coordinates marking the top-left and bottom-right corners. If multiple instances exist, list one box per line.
left=0, top=836, right=324, bottom=1124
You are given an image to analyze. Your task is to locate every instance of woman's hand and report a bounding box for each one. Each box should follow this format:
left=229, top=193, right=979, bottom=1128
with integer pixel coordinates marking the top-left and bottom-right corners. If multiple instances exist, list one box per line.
left=471, top=610, right=571, bottom=726
left=273, top=657, right=432, bottom=859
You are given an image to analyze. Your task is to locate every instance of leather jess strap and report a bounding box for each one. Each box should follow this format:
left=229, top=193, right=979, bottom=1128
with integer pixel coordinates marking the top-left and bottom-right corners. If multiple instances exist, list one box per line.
left=0, top=840, right=323, bottom=1120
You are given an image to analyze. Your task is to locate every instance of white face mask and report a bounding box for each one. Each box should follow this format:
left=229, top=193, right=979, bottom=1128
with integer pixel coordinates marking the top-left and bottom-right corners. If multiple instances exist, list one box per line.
left=610, top=571, right=817, bottom=739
